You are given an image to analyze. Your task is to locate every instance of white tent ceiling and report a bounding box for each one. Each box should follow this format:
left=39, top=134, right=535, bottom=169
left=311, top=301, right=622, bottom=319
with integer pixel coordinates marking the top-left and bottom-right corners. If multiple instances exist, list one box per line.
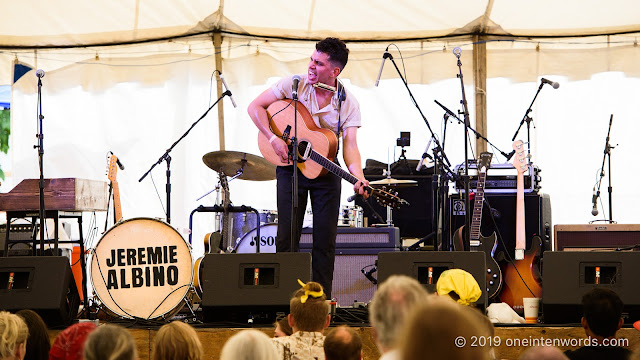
left=2, top=0, right=640, bottom=86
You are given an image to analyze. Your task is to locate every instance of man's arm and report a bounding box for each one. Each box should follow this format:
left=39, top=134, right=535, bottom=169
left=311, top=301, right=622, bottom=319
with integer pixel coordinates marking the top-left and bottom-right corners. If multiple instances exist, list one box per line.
left=342, top=126, right=369, bottom=198
left=247, top=89, right=289, bottom=163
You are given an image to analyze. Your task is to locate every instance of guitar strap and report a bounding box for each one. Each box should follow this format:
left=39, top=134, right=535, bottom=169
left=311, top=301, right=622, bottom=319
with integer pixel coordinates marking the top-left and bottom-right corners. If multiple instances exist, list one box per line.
left=334, top=79, right=346, bottom=156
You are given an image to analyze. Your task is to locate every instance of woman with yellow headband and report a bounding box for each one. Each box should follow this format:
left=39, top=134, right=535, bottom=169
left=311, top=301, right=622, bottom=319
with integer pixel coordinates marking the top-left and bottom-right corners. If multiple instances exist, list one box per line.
left=271, top=280, right=330, bottom=360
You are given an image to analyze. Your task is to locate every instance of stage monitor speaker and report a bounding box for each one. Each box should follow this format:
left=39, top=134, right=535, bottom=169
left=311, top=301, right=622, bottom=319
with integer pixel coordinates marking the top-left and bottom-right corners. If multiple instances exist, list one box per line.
left=377, top=251, right=487, bottom=310
left=201, top=253, right=311, bottom=322
left=449, top=192, right=552, bottom=255
left=554, top=224, right=640, bottom=251
left=356, top=174, right=433, bottom=239
left=542, top=251, right=640, bottom=324
left=0, top=256, right=80, bottom=327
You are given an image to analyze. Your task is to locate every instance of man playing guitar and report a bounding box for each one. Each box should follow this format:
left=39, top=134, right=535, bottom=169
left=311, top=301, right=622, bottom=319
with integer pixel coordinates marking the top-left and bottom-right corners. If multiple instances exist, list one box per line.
left=247, top=37, right=369, bottom=298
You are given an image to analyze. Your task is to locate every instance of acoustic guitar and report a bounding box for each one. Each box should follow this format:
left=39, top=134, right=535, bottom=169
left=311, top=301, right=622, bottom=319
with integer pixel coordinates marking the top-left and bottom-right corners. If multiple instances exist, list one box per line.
left=453, top=152, right=502, bottom=299
left=258, top=99, right=405, bottom=209
left=499, top=140, right=542, bottom=313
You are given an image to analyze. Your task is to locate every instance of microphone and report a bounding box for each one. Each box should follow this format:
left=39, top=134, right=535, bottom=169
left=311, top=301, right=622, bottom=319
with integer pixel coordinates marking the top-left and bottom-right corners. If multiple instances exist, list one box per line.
left=541, top=78, right=560, bottom=89
left=375, top=49, right=391, bottom=87
left=362, top=266, right=377, bottom=285
left=591, top=188, right=599, bottom=216
left=109, top=151, right=125, bottom=170
left=35, top=69, right=45, bottom=78
left=218, top=73, right=237, bottom=108
left=292, top=75, right=301, bottom=100
left=347, top=193, right=361, bottom=202
left=416, top=137, right=434, bottom=171
left=453, top=47, right=462, bottom=58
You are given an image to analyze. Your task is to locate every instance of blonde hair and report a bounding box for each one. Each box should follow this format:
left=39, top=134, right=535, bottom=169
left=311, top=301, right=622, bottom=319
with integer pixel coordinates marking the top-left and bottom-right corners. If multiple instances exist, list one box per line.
left=152, top=321, right=203, bottom=360
left=290, top=281, right=328, bottom=332
left=220, top=330, right=278, bottom=360
left=369, top=275, right=429, bottom=350
left=0, top=311, right=29, bottom=359
left=83, top=324, right=137, bottom=360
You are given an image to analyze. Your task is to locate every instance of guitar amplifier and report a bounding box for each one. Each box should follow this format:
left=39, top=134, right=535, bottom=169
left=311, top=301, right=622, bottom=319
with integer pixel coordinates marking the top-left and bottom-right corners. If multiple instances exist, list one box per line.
left=453, top=162, right=541, bottom=193
left=300, top=227, right=400, bottom=248
left=554, top=224, right=640, bottom=251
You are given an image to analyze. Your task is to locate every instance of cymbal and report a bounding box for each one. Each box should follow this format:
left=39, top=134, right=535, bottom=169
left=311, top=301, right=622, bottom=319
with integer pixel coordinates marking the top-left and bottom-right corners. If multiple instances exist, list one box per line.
left=202, top=151, right=276, bottom=181
left=369, top=178, right=418, bottom=187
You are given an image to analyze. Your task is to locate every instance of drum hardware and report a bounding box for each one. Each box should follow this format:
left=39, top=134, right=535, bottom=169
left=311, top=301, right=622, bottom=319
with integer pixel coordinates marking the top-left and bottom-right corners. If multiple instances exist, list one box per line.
left=370, top=177, right=417, bottom=227
left=188, top=204, right=262, bottom=252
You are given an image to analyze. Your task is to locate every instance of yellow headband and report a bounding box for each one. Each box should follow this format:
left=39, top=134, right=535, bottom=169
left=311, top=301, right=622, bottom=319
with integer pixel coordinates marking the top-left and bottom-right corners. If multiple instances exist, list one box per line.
left=297, top=279, right=324, bottom=304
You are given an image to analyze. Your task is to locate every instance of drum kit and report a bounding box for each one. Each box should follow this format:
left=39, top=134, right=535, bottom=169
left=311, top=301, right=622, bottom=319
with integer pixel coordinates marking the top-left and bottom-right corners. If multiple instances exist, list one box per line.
left=89, top=150, right=277, bottom=321
left=88, top=150, right=415, bottom=321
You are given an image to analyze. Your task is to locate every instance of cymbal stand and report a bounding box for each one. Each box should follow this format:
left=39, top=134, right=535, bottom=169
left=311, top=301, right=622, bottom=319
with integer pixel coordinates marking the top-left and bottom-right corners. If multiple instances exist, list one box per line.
left=139, top=89, right=232, bottom=224
left=591, top=114, right=615, bottom=224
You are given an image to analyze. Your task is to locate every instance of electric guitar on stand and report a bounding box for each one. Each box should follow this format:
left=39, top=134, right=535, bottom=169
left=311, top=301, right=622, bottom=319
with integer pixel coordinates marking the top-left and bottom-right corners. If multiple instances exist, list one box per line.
left=107, top=153, right=123, bottom=223
left=453, top=152, right=502, bottom=299
left=499, top=140, right=543, bottom=313
left=258, top=99, right=406, bottom=209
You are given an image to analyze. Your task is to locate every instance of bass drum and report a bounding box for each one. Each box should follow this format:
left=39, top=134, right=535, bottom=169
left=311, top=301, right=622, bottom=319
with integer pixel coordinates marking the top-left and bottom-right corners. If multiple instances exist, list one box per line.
left=234, top=223, right=277, bottom=253
left=90, top=217, right=193, bottom=320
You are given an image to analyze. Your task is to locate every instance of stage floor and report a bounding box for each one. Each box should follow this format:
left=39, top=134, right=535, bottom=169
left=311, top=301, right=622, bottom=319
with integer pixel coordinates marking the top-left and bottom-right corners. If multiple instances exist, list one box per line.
left=47, top=323, right=639, bottom=360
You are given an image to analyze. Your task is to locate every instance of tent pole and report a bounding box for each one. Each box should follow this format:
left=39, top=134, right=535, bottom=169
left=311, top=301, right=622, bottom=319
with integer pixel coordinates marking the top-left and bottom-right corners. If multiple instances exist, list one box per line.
left=214, top=31, right=225, bottom=150
left=473, top=34, right=487, bottom=154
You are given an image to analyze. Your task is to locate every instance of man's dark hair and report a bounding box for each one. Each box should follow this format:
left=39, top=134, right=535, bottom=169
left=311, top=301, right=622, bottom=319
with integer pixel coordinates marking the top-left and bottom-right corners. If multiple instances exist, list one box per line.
left=582, top=288, right=624, bottom=338
left=316, top=37, right=349, bottom=70
left=324, top=326, right=362, bottom=360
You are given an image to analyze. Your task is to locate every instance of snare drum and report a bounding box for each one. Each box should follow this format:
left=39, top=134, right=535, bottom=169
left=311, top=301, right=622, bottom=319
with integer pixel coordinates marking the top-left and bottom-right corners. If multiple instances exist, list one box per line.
left=218, top=210, right=277, bottom=244
left=90, top=218, right=192, bottom=320
left=234, top=223, right=277, bottom=253
left=338, top=205, right=363, bottom=227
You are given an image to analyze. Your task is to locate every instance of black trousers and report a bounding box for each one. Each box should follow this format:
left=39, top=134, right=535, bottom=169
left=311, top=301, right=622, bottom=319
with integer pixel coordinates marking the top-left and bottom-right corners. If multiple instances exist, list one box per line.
left=276, top=165, right=341, bottom=298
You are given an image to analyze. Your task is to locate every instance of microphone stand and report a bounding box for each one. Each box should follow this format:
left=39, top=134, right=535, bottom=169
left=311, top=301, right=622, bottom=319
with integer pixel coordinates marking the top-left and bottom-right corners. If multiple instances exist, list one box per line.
left=509, top=81, right=546, bottom=162
left=35, top=74, right=46, bottom=255
left=453, top=49, right=472, bottom=251
left=434, top=100, right=511, bottom=160
left=384, top=52, right=452, bottom=250
left=290, top=93, right=299, bottom=252
left=139, top=90, right=232, bottom=224
left=593, top=114, right=615, bottom=223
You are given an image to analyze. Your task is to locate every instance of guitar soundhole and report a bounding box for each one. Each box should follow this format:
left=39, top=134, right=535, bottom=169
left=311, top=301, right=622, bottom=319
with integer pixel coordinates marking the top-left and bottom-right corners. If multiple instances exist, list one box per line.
left=297, top=141, right=311, bottom=161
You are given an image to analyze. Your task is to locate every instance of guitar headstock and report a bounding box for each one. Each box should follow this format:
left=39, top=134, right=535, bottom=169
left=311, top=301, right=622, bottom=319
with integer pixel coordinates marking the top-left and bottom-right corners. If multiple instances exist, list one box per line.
left=107, top=154, right=118, bottom=183
left=478, top=152, right=493, bottom=173
left=511, top=140, right=528, bottom=175
left=369, top=186, right=409, bottom=209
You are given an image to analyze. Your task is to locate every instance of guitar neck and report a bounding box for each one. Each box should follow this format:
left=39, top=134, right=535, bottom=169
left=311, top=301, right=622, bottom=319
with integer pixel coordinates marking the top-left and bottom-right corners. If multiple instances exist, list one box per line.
left=308, top=151, right=360, bottom=186
left=515, top=170, right=526, bottom=259
left=469, top=171, right=486, bottom=242
left=112, top=181, right=122, bottom=222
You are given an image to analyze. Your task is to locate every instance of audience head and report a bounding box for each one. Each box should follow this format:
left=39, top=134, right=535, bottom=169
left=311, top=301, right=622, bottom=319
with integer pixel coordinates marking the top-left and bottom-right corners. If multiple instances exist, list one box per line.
left=519, top=346, right=569, bottom=360
left=289, top=280, right=329, bottom=332
left=49, top=322, right=97, bottom=360
left=220, top=329, right=279, bottom=360
left=581, top=288, right=624, bottom=338
left=368, top=275, right=429, bottom=352
left=16, top=310, right=49, bottom=360
left=273, top=316, right=293, bottom=338
left=83, top=324, right=137, bottom=360
left=323, top=326, right=362, bottom=360
left=398, top=296, right=492, bottom=360
left=0, top=311, right=29, bottom=360
left=152, top=321, right=203, bottom=360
